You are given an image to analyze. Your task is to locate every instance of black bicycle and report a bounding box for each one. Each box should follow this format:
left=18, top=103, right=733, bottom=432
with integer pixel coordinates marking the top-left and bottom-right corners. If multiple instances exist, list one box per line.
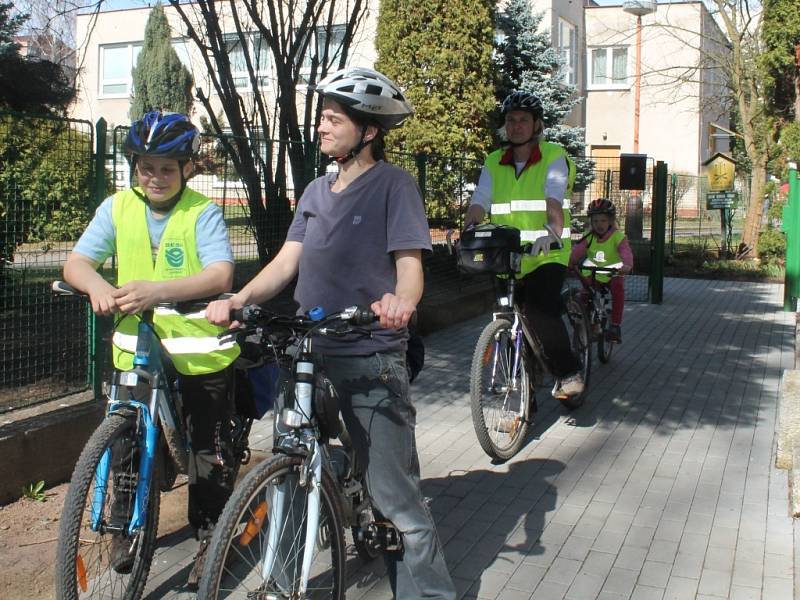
left=569, top=261, right=622, bottom=364
left=199, top=304, right=402, bottom=599
left=457, top=224, right=592, bottom=461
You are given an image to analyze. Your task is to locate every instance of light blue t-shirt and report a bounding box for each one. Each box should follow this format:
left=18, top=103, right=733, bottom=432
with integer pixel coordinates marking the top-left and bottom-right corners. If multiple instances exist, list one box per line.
left=73, top=192, right=234, bottom=267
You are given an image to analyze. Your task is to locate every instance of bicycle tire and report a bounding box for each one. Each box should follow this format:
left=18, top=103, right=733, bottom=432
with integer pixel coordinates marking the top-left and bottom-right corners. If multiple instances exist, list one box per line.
left=560, top=296, right=592, bottom=409
left=198, top=454, right=346, bottom=600
left=470, top=318, right=532, bottom=461
left=55, top=413, right=160, bottom=600
left=597, top=315, right=614, bottom=364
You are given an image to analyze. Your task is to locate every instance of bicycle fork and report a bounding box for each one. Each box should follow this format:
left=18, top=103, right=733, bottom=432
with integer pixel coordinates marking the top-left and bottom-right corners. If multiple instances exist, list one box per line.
left=261, top=440, right=323, bottom=596
left=89, top=373, right=163, bottom=536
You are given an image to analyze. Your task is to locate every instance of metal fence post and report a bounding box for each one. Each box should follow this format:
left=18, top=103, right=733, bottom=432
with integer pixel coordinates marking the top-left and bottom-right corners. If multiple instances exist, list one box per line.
left=669, top=172, right=677, bottom=253
left=650, top=161, right=668, bottom=304
left=416, top=153, right=427, bottom=201
left=91, top=118, right=109, bottom=398
left=783, top=163, right=800, bottom=311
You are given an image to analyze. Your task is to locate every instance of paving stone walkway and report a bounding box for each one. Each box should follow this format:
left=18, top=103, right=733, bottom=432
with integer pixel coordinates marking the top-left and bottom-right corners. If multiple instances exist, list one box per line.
left=144, top=278, right=796, bottom=600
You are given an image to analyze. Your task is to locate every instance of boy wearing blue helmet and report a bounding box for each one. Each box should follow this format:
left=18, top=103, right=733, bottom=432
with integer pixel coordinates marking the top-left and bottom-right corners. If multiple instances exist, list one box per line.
left=62, top=111, right=239, bottom=588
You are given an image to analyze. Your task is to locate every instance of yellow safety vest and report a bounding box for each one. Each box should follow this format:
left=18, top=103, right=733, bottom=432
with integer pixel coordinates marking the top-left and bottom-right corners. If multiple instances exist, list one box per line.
left=487, top=141, right=575, bottom=277
left=581, top=230, right=625, bottom=283
left=111, top=188, right=239, bottom=375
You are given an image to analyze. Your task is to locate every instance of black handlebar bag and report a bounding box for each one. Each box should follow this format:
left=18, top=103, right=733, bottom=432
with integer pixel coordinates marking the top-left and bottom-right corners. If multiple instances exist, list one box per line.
left=456, top=224, right=521, bottom=275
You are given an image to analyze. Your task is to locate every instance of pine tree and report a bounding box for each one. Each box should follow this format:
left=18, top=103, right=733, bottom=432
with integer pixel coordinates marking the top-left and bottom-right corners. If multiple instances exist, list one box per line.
left=129, top=3, right=192, bottom=119
left=375, top=0, right=496, bottom=219
left=495, top=0, right=593, bottom=191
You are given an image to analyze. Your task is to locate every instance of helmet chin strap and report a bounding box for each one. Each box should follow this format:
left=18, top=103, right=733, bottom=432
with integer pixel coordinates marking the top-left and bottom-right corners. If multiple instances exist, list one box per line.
left=334, top=125, right=372, bottom=164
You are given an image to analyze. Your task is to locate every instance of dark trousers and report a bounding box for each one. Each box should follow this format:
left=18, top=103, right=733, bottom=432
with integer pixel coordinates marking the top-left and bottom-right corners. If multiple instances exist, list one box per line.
left=180, top=367, right=236, bottom=533
left=519, top=263, right=579, bottom=378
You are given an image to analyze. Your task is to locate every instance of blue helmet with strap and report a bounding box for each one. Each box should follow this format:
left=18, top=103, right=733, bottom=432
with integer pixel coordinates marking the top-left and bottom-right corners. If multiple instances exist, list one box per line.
left=125, top=111, right=200, bottom=160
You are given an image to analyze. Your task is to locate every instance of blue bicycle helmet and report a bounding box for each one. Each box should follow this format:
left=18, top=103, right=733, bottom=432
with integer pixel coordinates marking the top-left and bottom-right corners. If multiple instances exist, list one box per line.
left=125, top=111, right=200, bottom=160
left=501, top=91, right=544, bottom=121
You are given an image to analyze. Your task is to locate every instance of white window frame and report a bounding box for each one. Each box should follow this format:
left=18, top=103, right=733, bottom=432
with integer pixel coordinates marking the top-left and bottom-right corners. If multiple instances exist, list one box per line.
left=297, top=24, right=347, bottom=86
left=588, top=46, right=630, bottom=90
left=558, top=18, right=577, bottom=86
left=99, top=42, right=142, bottom=98
left=222, top=32, right=271, bottom=92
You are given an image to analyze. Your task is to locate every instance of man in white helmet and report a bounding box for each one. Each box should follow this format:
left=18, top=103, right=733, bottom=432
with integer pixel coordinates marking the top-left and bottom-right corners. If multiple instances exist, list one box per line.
left=207, top=67, right=456, bottom=600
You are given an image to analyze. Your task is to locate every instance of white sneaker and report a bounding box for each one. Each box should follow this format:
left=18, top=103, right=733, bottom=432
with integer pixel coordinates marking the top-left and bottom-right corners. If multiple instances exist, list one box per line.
left=552, top=373, right=584, bottom=398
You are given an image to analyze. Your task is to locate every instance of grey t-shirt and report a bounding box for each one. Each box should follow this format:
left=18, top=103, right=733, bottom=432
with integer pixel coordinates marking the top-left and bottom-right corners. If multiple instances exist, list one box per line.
left=286, top=161, right=432, bottom=355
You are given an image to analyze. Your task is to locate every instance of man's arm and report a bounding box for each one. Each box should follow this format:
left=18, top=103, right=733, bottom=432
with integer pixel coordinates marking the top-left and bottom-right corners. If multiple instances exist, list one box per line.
left=205, top=241, right=303, bottom=326
left=371, top=249, right=423, bottom=329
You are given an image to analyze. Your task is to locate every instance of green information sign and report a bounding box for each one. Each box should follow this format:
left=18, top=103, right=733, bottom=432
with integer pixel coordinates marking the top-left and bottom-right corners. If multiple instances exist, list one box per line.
left=706, top=190, right=737, bottom=209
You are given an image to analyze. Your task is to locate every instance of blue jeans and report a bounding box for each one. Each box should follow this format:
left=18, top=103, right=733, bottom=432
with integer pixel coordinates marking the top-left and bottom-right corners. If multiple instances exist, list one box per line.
left=318, top=351, right=456, bottom=600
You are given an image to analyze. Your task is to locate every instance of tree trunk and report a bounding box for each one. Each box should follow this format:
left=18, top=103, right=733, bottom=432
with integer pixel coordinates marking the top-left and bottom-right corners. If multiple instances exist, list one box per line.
left=741, top=161, right=767, bottom=255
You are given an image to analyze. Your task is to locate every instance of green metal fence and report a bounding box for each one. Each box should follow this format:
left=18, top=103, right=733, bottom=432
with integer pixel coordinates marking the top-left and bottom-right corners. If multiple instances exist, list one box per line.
left=0, top=110, right=714, bottom=410
left=0, top=112, right=95, bottom=411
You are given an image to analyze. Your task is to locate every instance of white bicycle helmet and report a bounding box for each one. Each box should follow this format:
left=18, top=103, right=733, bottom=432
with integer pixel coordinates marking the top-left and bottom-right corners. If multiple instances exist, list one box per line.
left=315, top=67, right=413, bottom=130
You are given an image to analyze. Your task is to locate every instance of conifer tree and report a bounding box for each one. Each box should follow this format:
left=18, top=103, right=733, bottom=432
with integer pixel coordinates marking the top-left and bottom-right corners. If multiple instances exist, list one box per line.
left=130, top=3, right=192, bottom=119
left=495, top=0, right=592, bottom=191
left=375, top=0, right=495, bottom=219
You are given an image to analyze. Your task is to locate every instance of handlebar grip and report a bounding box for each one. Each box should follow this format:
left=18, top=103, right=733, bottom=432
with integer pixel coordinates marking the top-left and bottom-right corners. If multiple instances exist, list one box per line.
left=230, top=304, right=260, bottom=324
left=349, top=306, right=378, bottom=326
left=52, top=280, right=81, bottom=296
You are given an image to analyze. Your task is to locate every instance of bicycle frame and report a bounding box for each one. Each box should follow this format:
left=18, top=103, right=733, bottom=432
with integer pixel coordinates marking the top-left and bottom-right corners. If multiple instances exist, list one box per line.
left=90, top=311, right=184, bottom=536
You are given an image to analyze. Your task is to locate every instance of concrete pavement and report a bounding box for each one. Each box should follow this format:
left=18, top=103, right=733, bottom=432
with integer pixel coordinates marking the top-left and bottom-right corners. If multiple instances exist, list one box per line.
left=143, top=277, right=796, bottom=600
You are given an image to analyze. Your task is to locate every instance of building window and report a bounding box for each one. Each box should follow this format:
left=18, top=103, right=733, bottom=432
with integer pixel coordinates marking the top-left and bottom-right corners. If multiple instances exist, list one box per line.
left=224, top=33, right=270, bottom=90
left=99, top=43, right=142, bottom=97
left=558, top=19, right=577, bottom=86
left=589, top=46, right=629, bottom=89
left=298, top=25, right=347, bottom=84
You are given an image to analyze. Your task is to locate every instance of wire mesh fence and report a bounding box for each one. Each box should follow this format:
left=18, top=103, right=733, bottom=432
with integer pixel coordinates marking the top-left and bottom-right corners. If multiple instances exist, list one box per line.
left=2, top=110, right=703, bottom=410
left=0, top=112, right=95, bottom=411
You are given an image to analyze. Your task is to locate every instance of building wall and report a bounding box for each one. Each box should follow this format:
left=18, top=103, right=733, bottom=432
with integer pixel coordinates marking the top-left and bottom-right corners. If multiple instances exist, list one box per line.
left=584, top=2, right=730, bottom=180
left=72, top=2, right=380, bottom=127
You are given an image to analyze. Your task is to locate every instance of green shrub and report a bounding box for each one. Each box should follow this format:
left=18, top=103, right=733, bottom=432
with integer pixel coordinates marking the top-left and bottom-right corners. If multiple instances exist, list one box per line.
left=757, top=228, right=786, bottom=263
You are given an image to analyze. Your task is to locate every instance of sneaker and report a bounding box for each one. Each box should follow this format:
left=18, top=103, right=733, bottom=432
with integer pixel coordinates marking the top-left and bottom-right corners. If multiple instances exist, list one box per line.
left=186, top=529, right=213, bottom=591
left=552, top=373, right=585, bottom=399
left=109, top=534, right=135, bottom=575
left=608, top=325, right=622, bottom=343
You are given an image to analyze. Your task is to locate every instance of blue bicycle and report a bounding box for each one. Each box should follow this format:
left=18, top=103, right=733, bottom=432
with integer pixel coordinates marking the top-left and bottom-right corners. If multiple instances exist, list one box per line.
left=52, top=281, right=251, bottom=600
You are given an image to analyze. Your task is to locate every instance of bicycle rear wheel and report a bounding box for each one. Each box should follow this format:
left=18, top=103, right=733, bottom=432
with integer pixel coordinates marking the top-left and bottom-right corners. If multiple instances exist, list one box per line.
left=597, top=315, right=614, bottom=364
left=561, top=295, right=592, bottom=409
left=470, top=318, right=532, bottom=461
left=55, top=412, right=160, bottom=600
left=199, top=454, right=346, bottom=600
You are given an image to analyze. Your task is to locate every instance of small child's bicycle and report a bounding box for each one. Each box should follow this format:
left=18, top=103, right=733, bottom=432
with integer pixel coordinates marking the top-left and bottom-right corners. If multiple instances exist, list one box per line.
left=199, top=304, right=402, bottom=599
left=52, top=281, right=252, bottom=600
left=569, top=260, right=623, bottom=364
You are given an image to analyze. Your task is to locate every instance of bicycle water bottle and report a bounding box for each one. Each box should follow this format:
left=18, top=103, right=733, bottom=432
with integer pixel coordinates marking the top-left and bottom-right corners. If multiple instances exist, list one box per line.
left=294, top=357, right=314, bottom=424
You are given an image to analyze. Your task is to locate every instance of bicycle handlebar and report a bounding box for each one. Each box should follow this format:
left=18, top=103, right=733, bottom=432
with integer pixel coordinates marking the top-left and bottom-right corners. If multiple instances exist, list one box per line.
left=51, top=280, right=225, bottom=314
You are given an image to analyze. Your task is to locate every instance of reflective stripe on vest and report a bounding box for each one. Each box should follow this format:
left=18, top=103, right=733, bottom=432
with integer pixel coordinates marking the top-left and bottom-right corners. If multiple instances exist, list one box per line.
left=110, top=188, right=240, bottom=375
left=487, top=141, right=576, bottom=277
left=582, top=230, right=625, bottom=283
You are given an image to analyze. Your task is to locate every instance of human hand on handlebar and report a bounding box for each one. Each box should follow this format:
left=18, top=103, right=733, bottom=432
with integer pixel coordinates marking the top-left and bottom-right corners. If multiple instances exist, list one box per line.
left=370, top=292, right=416, bottom=329
left=112, top=280, right=163, bottom=314
left=529, top=224, right=563, bottom=256
left=206, top=295, right=244, bottom=328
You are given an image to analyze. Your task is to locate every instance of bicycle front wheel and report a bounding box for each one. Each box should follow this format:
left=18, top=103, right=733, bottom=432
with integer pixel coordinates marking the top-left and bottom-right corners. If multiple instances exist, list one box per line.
left=597, top=314, right=614, bottom=364
left=55, top=412, right=160, bottom=600
left=199, top=454, right=346, bottom=600
left=561, top=295, right=592, bottom=409
left=470, top=318, right=532, bottom=461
